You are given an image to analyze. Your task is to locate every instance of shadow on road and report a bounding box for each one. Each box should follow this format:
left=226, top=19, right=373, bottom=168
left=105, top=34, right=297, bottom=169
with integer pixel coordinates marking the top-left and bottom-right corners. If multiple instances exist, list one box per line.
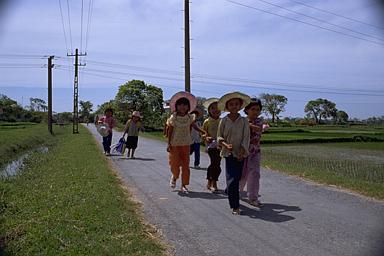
left=117, top=157, right=156, bottom=161
left=177, top=191, right=227, bottom=200
left=240, top=203, right=301, bottom=223
left=190, top=166, right=208, bottom=171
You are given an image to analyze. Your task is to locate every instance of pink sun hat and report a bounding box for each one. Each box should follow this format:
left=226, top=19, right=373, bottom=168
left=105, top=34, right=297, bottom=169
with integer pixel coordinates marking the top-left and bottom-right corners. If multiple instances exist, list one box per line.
left=169, top=91, right=197, bottom=113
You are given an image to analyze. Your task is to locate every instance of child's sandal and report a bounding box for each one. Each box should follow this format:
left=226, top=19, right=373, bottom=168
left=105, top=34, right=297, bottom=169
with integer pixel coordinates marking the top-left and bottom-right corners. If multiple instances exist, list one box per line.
left=169, top=176, right=176, bottom=189
left=231, top=208, right=242, bottom=215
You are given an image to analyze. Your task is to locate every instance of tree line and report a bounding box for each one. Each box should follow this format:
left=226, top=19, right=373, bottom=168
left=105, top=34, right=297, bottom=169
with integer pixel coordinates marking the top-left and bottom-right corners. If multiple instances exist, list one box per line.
left=1, top=81, right=383, bottom=126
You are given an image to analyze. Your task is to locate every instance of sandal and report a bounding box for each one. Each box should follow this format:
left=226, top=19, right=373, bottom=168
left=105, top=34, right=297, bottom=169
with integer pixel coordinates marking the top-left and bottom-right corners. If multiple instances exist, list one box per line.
left=231, top=208, right=242, bottom=215
left=169, top=176, right=176, bottom=189
left=181, top=186, right=189, bottom=193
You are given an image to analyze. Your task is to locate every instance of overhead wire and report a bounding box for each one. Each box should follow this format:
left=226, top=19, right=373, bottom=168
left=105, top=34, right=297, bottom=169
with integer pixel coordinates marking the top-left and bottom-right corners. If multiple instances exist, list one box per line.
left=66, top=0, right=73, bottom=53
left=55, top=65, right=384, bottom=97
left=58, top=0, right=70, bottom=55
left=54, top=66, right=384, bottom=105
left=85, top=0, right=94, bottom=54
left=254, top=0, right=384, bottom=42
left=223, top=0, right=384, bottom=46
left=79, top=58, right=384, bottom=94
left=80, top=0, right=84, bottom=53
left=287, top=0, right=384, bottom=31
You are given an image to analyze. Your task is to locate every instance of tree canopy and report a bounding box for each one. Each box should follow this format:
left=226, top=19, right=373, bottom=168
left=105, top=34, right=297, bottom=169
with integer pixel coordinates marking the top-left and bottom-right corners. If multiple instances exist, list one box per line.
left=259, top=93, right=288, bottom=123
left=304, top=98, right=338, bottom=124
left=95, top=80, right=165, bottom=128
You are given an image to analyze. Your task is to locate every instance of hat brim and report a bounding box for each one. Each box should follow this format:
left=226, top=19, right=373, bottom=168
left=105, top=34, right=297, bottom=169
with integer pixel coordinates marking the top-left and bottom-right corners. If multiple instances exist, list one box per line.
left=169, top=91, right=197, bottom=113
left=203, top=98, right=219, bottom=110
left=218, top=92, right=251, bottom=112
left=97, top=124, right=109, bottom=137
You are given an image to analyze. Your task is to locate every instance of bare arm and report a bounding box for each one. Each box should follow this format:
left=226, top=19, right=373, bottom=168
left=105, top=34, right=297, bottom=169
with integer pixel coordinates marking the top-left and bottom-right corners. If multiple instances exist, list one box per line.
left=192, top=122, right=207, bottom=137
left=167, top=125, right=174, bottom=152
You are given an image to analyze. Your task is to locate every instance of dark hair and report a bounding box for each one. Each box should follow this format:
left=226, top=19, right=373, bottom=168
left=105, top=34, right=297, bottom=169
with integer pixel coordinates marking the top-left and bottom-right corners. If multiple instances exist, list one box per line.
left=208, top=102, right=218, bottom=118
left=104, top=108, right=114, bottom=115
left=175, top=97, right=190, bottom=112
left=244, top=98, right=262, bottom=114
left=225, top=98, right=243, bottom=110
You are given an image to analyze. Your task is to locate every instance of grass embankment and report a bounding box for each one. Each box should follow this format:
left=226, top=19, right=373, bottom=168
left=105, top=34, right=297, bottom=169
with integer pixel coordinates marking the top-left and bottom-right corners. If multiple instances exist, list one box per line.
left=0, top=122, right=56, bottom=168
left=142, top=127, right=384, bottom=199
left=0, top=125, right=165, bottom=255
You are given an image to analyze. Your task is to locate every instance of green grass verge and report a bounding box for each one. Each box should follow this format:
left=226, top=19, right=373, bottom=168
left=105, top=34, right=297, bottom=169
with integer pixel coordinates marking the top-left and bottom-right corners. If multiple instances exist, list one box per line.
left=0, top=123, right=56, bottom=168
left=0, top=125, right=165, bottom=255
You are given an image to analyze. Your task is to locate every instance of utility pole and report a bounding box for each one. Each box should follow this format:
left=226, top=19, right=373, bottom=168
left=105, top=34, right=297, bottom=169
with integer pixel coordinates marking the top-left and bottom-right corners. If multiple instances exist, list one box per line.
left=184, top=0, right=191, bottom=92
left=48, top=55, right=54, bottom=135
left=67, top=48, right=86, bottom=134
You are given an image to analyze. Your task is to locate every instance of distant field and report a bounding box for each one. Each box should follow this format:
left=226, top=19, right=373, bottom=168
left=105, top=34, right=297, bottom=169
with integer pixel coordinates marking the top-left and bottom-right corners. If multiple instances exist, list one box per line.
left=262, top=142, right=384, bottom=199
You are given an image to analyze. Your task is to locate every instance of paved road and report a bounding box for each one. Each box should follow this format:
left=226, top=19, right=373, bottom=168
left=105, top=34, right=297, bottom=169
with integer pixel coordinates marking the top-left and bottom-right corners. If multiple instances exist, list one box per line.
left=87, top=125, right=384, bottom=256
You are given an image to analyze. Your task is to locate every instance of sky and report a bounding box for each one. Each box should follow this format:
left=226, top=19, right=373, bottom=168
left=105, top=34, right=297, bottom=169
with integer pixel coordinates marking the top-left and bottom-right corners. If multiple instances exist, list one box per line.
left=0, top=0, right=384, bottom=119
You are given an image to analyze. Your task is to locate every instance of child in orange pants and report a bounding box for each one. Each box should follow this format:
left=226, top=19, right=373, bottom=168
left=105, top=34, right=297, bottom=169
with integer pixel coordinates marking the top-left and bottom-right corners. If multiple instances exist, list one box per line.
left=166, top=91, right=206, bottom=193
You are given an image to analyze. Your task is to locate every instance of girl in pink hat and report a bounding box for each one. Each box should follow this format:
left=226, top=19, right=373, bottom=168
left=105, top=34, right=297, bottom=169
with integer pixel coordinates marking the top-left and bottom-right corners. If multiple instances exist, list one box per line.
left=166, top=91, right=207, bottom=193
left=124, top=111, right=143, bottom=159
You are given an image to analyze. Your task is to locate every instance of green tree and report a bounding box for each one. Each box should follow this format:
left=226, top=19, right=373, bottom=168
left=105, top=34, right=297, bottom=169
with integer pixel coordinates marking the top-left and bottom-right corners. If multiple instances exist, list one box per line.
left=0, top=94, right=25, bottom=121
left=304, top=98, right=337, bottom=124
left=95, top=100, right=116, bottom=115
left=29, top=97, right=47, bottom=112
left=79, top=100, right=93, bottom=121
left=336, top=110, right=349, bottom=124
left=115, top=80, right=164, bottom=128
left=259, top=93, right=288, bottom=123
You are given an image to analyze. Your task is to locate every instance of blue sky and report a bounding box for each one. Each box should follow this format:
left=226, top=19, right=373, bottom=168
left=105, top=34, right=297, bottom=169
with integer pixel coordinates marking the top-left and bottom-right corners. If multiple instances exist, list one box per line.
left=0, top=0, right=383, bottom=118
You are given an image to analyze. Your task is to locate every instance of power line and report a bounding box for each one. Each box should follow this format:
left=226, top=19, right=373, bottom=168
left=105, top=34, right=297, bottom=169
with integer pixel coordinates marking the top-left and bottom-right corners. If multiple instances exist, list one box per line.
left=288, top=0, right=384, bottom=31
left=80, top=0, right=84, bottom=53
left=54, top=67, right=384, bottom=105
left=80, top=58, right=384, bottom=94
left=254, top=0, right=384, bottom=42
left=58, top=0, right=69, bottom=55
left=66, top=0, right=73, bottom=53
left=0, top=54, right=47, bottom=59
left=56, top=65, right=384, bottom=97
left=85, top=0, right=94, bottom=54
left=223, top=0, right=384, bottom=46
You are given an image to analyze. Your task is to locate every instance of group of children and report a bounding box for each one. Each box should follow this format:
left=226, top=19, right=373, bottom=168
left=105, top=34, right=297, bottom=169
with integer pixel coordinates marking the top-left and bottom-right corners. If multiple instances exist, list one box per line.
left=96, top=109, right=142, bottom=158
left=165, top=91, right=266, bottom=215
left=97, top=90, right=266, bottom=215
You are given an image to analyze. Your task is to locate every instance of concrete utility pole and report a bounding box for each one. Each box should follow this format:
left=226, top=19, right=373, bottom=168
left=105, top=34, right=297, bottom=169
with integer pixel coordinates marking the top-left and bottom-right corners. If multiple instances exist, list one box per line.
left=48, top=55, right=54, bottom=135
left=184, top=0, right=191, bottom=92
left=67, top=48, right=86, bottom=134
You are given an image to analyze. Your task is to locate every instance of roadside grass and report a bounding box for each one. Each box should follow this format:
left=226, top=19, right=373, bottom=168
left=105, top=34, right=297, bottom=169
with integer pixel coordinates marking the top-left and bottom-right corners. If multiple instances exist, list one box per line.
left=0, top=125, right=165, bottom=255
left=0, top=123, right=56, bottom=168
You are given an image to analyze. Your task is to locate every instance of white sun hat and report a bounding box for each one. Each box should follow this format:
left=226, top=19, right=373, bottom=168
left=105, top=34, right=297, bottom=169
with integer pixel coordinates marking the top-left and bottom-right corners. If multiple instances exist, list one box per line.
left=218, top=92, right=251, bottom=112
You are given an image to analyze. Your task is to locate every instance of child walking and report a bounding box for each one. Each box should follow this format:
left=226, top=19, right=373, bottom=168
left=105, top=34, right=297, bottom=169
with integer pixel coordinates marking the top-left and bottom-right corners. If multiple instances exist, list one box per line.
left=202, top=98, right=222, bottom=192
left=239, top=98, right=265, bottom=207
left=98, top=108, right=117, bottom=156
left=217, top=92, right=250, bottom=215
left=190, top=108, right=203, bottom=169
left=124, top=111, right=143, bottom=159
left=166, top=91, right=206, bottom=193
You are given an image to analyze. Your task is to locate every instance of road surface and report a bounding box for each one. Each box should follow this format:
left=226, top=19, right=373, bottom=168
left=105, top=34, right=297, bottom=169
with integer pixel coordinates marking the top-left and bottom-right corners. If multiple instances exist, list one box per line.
left=87, top=125, right=384, bottom=256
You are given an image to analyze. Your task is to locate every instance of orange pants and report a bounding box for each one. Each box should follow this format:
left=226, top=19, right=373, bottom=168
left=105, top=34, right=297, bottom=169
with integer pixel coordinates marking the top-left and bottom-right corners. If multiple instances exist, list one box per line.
left=169, top=145, right=190, bottom=186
